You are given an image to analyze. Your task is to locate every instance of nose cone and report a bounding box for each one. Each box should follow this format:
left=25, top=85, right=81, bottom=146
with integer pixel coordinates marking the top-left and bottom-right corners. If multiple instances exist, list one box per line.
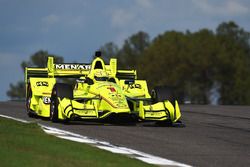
left=97, top=83, right=130, bottom=112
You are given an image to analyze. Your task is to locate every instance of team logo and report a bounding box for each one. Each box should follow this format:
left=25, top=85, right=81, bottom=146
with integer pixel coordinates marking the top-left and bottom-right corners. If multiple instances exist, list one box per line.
left=55, top=64, right=91, bottom=70
left=36, top=81, right=48, bottom=87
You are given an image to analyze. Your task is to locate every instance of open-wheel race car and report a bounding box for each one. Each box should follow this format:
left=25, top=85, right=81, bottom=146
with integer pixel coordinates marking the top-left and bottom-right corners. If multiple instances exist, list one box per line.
left=25, top=51, right=182, bottom=125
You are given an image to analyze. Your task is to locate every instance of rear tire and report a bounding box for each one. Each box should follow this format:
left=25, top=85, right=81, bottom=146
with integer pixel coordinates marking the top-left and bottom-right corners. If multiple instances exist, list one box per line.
left=50, top=83, right=73, bottom=122
left=26, top=84, right=36, bottom=117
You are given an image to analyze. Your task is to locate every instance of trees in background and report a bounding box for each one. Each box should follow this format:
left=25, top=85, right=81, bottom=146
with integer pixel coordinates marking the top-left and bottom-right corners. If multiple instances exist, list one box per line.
left=100, top=21, right=250, bottom=105
left=7, top=50, right=64, bottom=100
left=215, top=22, right=250, bottom=104
left=20, top=50, right=64, bottom=70
left=6, top=81, right=25, bottom=100
left=99, top=42, right=119, bottom=63
left=117, top=31, right=150, bottom=69
left=7, top=21, right=250, bottom=105
left=100, top=31, right=150, bottom=69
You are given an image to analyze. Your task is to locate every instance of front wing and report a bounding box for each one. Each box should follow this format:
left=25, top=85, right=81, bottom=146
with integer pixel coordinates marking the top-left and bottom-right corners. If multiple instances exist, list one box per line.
left=57, top=97, right=181, bottom=123
left=139, top=100, right=181, bottom=122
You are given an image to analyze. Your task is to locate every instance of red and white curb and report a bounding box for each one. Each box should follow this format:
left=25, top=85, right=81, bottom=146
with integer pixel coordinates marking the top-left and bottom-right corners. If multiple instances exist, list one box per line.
left=0, top=114, right=192, bottom=167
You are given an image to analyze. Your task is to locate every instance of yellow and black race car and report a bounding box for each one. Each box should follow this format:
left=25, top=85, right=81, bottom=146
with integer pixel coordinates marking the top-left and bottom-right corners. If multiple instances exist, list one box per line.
left=25, top=51, right=182, bottom=125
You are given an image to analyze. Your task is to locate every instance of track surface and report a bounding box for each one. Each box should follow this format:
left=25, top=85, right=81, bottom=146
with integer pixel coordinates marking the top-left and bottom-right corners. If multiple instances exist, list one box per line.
left=1, top=101, right=250, bottom=167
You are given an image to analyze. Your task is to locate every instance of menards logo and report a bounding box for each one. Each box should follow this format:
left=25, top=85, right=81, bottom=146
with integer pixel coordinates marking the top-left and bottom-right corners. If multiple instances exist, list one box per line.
left=55, top=64, right=91, bottom=70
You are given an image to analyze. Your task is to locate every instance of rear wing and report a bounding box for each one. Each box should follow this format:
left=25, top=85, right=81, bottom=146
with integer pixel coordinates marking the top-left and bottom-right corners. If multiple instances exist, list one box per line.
left=25, top=56, right=137, bottom=83
left=25, top=57, right=90, bottom=84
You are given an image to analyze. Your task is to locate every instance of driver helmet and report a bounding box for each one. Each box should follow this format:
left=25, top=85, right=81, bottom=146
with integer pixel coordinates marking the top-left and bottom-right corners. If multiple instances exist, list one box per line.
left=93, top=69, right=109, bottom=81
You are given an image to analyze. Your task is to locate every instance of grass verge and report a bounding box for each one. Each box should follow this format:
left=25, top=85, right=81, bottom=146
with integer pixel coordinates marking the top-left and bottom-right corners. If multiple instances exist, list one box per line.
left=0, top=117, right=154, bottom=167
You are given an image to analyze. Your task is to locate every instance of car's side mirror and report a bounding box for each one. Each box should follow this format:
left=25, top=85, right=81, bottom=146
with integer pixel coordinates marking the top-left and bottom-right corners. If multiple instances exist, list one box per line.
left=85, top=77, right=94, bottom=85
left=76, top=79, right=85, bottom=83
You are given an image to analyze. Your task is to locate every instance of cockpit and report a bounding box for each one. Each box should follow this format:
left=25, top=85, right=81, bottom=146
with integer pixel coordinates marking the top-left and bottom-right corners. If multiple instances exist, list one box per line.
left=94, top=60, right=103, bottom=69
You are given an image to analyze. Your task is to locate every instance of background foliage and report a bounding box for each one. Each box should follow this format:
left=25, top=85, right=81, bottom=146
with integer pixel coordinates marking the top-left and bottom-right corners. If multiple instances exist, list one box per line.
left=7, top=21, right=250, bottom=105
left=6, top=51, right=64, bottom=100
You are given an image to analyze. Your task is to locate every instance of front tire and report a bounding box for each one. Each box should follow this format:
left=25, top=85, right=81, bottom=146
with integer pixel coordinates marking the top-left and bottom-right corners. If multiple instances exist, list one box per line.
left=50, top=83, right=73, bottom=123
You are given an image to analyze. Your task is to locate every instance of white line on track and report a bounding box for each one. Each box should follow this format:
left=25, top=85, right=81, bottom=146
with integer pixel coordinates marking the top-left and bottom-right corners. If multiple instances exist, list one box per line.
left=0, top=114, right=192, bottom=167
left=0, top=114, right=29, bottom=123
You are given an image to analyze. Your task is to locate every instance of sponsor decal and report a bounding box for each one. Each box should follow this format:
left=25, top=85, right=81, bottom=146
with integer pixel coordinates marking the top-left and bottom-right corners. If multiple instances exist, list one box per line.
left=55, top=64, right=91, bottom=70
left=107, top=86, right=116, bottom=92
left=36, top=81, right=48, bottom=87
left=129, top=83, right=141, bottom=89
left=43, top=97, right=51, bottom=104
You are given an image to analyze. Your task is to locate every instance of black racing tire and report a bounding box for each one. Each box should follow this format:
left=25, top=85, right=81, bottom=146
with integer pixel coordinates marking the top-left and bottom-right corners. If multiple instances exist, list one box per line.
left=155, top=120, right=185, bottom=127
left=152, top=86, right=174, bottom=103
left=26, top=84, right=36, bottom=117
left=50, top=83, right=73, bottom=122
left=50, top=91, right=59, bottom=122
left=53, top=83, right=73, bottom=99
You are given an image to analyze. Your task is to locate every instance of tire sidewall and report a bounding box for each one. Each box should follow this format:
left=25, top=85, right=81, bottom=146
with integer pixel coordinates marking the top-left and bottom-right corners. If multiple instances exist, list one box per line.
left=26, top=84, right=34, bottom=117
left=50, top=88, right=59, bottom=122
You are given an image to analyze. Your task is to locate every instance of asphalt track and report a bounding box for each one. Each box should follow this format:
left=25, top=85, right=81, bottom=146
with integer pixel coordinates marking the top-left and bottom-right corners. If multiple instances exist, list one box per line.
left=0, top=101, right=250, bottom=167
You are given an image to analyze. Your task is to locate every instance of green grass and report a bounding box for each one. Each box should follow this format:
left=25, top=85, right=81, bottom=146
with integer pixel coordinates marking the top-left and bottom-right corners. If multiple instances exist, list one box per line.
left=0, top=118, right=154, bottom=167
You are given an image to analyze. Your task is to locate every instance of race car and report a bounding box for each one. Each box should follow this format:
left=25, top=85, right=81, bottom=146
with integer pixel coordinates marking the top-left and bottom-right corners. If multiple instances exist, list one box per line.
left=25, top=51, right=181, bottom=125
